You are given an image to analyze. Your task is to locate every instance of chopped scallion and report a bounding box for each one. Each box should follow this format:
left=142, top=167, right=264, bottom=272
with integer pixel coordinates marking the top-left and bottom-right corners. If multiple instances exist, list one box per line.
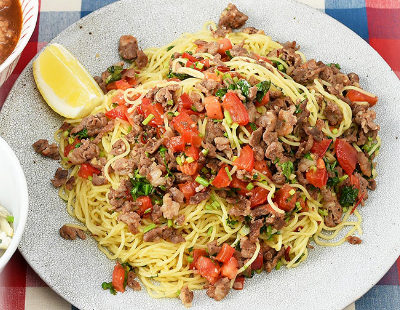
left=275, top=260, right=282, bottom=270
left=167, top=219, right=173, bottom=227
left=224, top=110, right=232, bottom=126
left=207, top=227, right=213, bottom=235
left=195, top=176, right=210, bottom=187
left=166, top=99, right=174, bottom=106
left=225, top=167, right=232, bottom=181
left=246, top=183, right=254, bottom=190
left=201, top=149, right=209, bottom=156
left=6, top=215, right=14, bottom=223
left=143, top=223, right=157, bottom=233
left=142, top=114, right=155, bottom=125
left=289, top=189, right=296, bottom=196
left=187, top=256, right=193, bottom=263
left=186, top=156, right=194, bottom=163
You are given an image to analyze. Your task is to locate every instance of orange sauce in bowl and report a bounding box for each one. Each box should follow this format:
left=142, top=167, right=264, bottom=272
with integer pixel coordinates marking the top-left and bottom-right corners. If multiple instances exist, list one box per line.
left=0, top=0, right=22, bottom=64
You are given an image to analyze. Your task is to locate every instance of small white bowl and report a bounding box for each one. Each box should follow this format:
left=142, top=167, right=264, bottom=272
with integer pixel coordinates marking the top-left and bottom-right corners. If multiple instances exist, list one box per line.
left=0, top=136, right=28, bottom=271
left=0, top=0, right=39, bottom=87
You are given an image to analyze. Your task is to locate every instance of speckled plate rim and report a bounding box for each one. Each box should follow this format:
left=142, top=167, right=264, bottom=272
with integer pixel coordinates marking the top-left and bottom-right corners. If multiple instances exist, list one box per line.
left=0, top=0, right=399, bottom=309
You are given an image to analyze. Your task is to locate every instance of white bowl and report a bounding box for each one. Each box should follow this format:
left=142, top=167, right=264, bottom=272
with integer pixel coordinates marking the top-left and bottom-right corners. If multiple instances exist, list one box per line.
left=0, top=0, right=39, bottom=87
left=0, top=136, right=28, bottom=271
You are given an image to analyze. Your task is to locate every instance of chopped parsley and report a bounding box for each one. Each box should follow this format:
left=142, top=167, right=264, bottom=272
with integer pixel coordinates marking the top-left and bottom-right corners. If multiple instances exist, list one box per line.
left=215, top=88, right=227, bottom=98
left=279, top=161, right=294, bottom=181
left=304, top=153, right=312, bottom=160
left=237, top=79, right=251, bottom=98
left=339, top=186, right=359, bottom=208
left=101, top=282, right=117, bottom=295
left=167, top=70, right=190, bottom=80
left=6, top=215, right=14, bottom=223
left=225, top=50, right=233, bottom=59
left=166, top=45, right=175, bottom=51
left=255, top=80, right=271, bottom=103
left=328, top=63, right=341, bottom=70
left=295, top=104, right=302, bottom=114
left=105, top=65, right=123, bottom=84
left=74, top=128, right=88, bottom=139
left=226, top=216, right=238, bottom=228
left=249, top=122, right=257, bottom=131
left=130, top=170, right=154, bottom=200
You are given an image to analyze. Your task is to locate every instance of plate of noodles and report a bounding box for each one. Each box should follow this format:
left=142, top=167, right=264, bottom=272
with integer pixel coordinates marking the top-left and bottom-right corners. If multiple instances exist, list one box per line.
left=1, top=0, right=400, bottom=309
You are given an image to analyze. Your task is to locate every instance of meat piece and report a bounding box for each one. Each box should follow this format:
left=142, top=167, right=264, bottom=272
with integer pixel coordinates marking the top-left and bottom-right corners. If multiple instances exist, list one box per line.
left=240, top=236, right=256, bottom=258
left=196, top=78, right=221, bottom=96
left=127, top=271, right=141, bottom=291
left=135, top=50, right=148, bottom=68
left=347, top=73, right=359, bottom=84
left=347, top=236, right=362, bottom=245
left=214, top=137, right=230, bottom=151
left=257, top=111, right=277, bottom=132
left=94, top=76, right=107, bottom=93
left=204, top=121, right=225, bottom=144
left=68, top=139, right=99, bottom=164
left=357, top=151, right=371, bottom=177
left=321, top=188, right=343, bottom=227
left=155, top=84, right=180, bottom=106
left=324, top=101, right=343, bottom=126
left=248, top=85, right=258, bottom=101
left=249, top=219, right=263, bottom=242
left=70, top=113, right=108, bottom=137
left=206, top=277, right=230, bottom=301
left=51, top=168, right=68, bottom=188
left=272, top=170, right=286, bottom=186
left=107, top=180, right=132, bottom=210
left=229, top=44, right=249, bottom=58
left=264, top=246, right=284, bottom=272
left=147, top=162, right=166, bottom=187
left=92, top=174, right=107, bottom=186
left=268, top=42, right=302, bottom=73
left=143, top=226, right=184, bottom=243
left=305, top=119, right=325, bottom=142
left=179, top=285, right=194, bottom=308
left=32, top=139, right=60, bottom=160
left=194, top=40, right=219, bottom=55
left=175, top=173, right=193, bottom=184
left=110, top=139, right=126, bottom=156
left=118, top=211, right=141, bottom=234
left=92, top=119, right=115, bottom=144
left=111, top=158, right=135, bottom=175
left=265, top=141, right=285, bottom=162
left=246, top=102, right=258, bottom=122
left=150, top=205, right=162, bottom=224
left=145, top=138, right=163, bottom=154
left=295, top=134, right=313, bottom=158
left=119, top=35, right=139, bottom=60
left=236, top=169, right=252, bottom=181
left=263, top=131, right=278, bottom=146
left=355, top=110, right=380, bottom=134
left=368, top=179, right=377, bottom=191
left=65, top=176, right=75, bottom=191
left=242, top=27, right=264, bottom=34
left=276, top=105, right=297, bottom=136
left=212, top=26, right=231, bottom=38
left=218, top=3, right=248, bottom=29
left=207, top=240, right=221, bottom=256
left=291, top=59, right=325, bottom=85
left=189, top=191, right=210, bottom=204
left=353, top=172, right=369, bottom=202
left=250, top=204, right=270, bottom=218
left=59, top=225, right=86, bottom=240
left=160, top=193, right=180, bottom=219
left=228, top=196, right=250, bottom=217
left=259, top=204, right=286, bottom=230
left=249, top=127, right=263, bottom=148
left=169, top=187, right=185, bottom=203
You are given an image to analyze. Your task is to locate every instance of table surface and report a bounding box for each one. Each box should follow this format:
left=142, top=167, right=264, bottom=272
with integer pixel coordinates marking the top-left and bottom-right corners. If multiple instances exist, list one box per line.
left=0, top=0, right=399, bottom=309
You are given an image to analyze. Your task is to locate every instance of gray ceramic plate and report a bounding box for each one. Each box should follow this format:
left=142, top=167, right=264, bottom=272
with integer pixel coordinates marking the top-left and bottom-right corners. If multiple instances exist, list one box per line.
left=0, top=0, right=399, bottom=309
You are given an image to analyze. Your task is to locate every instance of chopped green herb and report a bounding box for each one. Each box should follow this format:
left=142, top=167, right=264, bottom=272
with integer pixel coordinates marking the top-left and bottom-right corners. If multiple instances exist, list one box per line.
left=279, top=161, right=294, bottom=181
left=187, top=255, right=193, bottom=263
left=318, top=209, right=328, bottom=216
left=167, top=219, right=173, bottom=227
left=74, top=128, right=88, bottom=139
left=249, top=122, right=257, bottom=131
left=237, top=79, right=251, bottom=98
left=328, top=63, right=341, bottom=70
left=167, top=70, right=190, bottom=81
left=75, top=143, right=82, bottom=148
left=228, top=83, right=237, bottom=90
left=101, top=282, right=117, bottom=295
left=106, top=65, right=123, bottom=84
left=207, top=227, right=213, bottom=235
left=225, top=166, right=232, bottom=181
left=201, top=149, right=209, bottom=156
left=191, top=105, right=198, bottom=112
left=142, top=114, right=155, bottom=125
left=6, top=215, right=14, bottom=223
left=277, top=63, right=285, bottom=72
left=225, top=50, right=233, bottom=59
left=186, top=156, right=194, bottom=163
left=130, top=170, right=154, bottom=200
left=226, top=216, right=238, bottom=228
left=275, top=260, right=282, bottom=270
left=224, top=110, right=233, bottom=126
left=294, top=104, right=302, bottom=114
left=246, top=183, right=254, bottom=191
left=195, top=176, right=210, bottom=187
left=167, top=45, right=175, bottom=51
left=255, top=80, right=271, bottom=103
left=339, top=186, right=359, bottom=208
left=166, top=99, right=174, bottom=106
left=143, top=223, right=157, bottom=233
left=215, top=88, right=227, bottom=98
left=304, top=153, right=312, bottom=160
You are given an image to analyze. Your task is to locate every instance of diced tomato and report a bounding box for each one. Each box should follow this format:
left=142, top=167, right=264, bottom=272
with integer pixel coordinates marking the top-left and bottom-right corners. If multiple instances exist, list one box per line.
left=180, top=93, right=193, bottom=109
left=111, top=92, right=126, bottom=106
left=185, top=145, right=200, bottom=160
left=204, top=72, right=222, bottom=82
left=346, top=89, right=378, bottom=107
left=105, top=105, right=129, bottom=121
left=107, top=79, right=133, bottom=91
left=274, top=184, right=297, bottom=212
left=217, top=66, right=230, bottom=73
left=78, top=163, right=101, bottom=179
left=136, top=196, right=153, bottom=217
left=182, top=52, right=198, bottom=63
left=251, top=251, right=264, bottom=270
left=178, top=180, right=198, bottom=201
left=335, top=138, right=358, bottom=176
left=254, top=160, right=272, bottom=179
left=220, top=256, right=238, bottom=280
left=185, top=60, right=195, bottom=69
left=212, top=166, right=232, bottom=188
left=178, top=161, right=199, bottom=176
left=350, top=174, right=362, bottom=200
left=172, top=111, right=199, bottom=136
left=217, top=38, right=233, bottom=54
left=222, top=92, right=249, bottom=125
left=233, top=276, right=245, bottom=290
left=250, top=187, right=269, bottom=208
left=350, top=193, right=365, bottom=214
left=233, top=145, right=254, bottom=172
left=311, top=139, right=332, bottom=158
left=215, top=243, right=235, bottom=263
left=112, top=263, right=126, bottom=293
left=189, top=249, right=207, bottom=269
left=166, top=136, right=185, bottom=153
left=230, top=175, right=249, bottom=195
left=305, top=158, right=328, bottom=188
left=195, top=256, right=220, bottom=284
left=204, top=96, right=223, bottom=119
left=200, top=59, right=210, bottom=69
left=182, top=131, right=202, bottom=147
left=141, top=98, right=164, bottom=127
left=64, top=138, right=81, bottom=157
left=255, top=91, right=270, bottom=107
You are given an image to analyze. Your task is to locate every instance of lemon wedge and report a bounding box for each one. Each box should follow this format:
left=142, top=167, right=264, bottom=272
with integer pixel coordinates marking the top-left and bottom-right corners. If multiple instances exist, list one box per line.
left=33, top=43, right=104, bottom=119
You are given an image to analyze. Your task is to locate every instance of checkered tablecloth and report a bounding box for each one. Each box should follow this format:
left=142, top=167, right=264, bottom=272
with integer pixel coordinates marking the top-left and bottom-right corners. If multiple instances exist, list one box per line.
left=0, top=0, right=399, bottom=309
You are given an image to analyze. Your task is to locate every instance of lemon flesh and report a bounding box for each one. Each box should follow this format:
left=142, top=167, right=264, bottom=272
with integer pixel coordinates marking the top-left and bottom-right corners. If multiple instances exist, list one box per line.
left=33, top=43, right=104, bottom=119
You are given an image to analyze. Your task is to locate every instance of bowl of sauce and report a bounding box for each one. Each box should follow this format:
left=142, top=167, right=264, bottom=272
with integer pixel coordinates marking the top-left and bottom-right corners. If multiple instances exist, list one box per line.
left=0, top=0, right=38, bottom=87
